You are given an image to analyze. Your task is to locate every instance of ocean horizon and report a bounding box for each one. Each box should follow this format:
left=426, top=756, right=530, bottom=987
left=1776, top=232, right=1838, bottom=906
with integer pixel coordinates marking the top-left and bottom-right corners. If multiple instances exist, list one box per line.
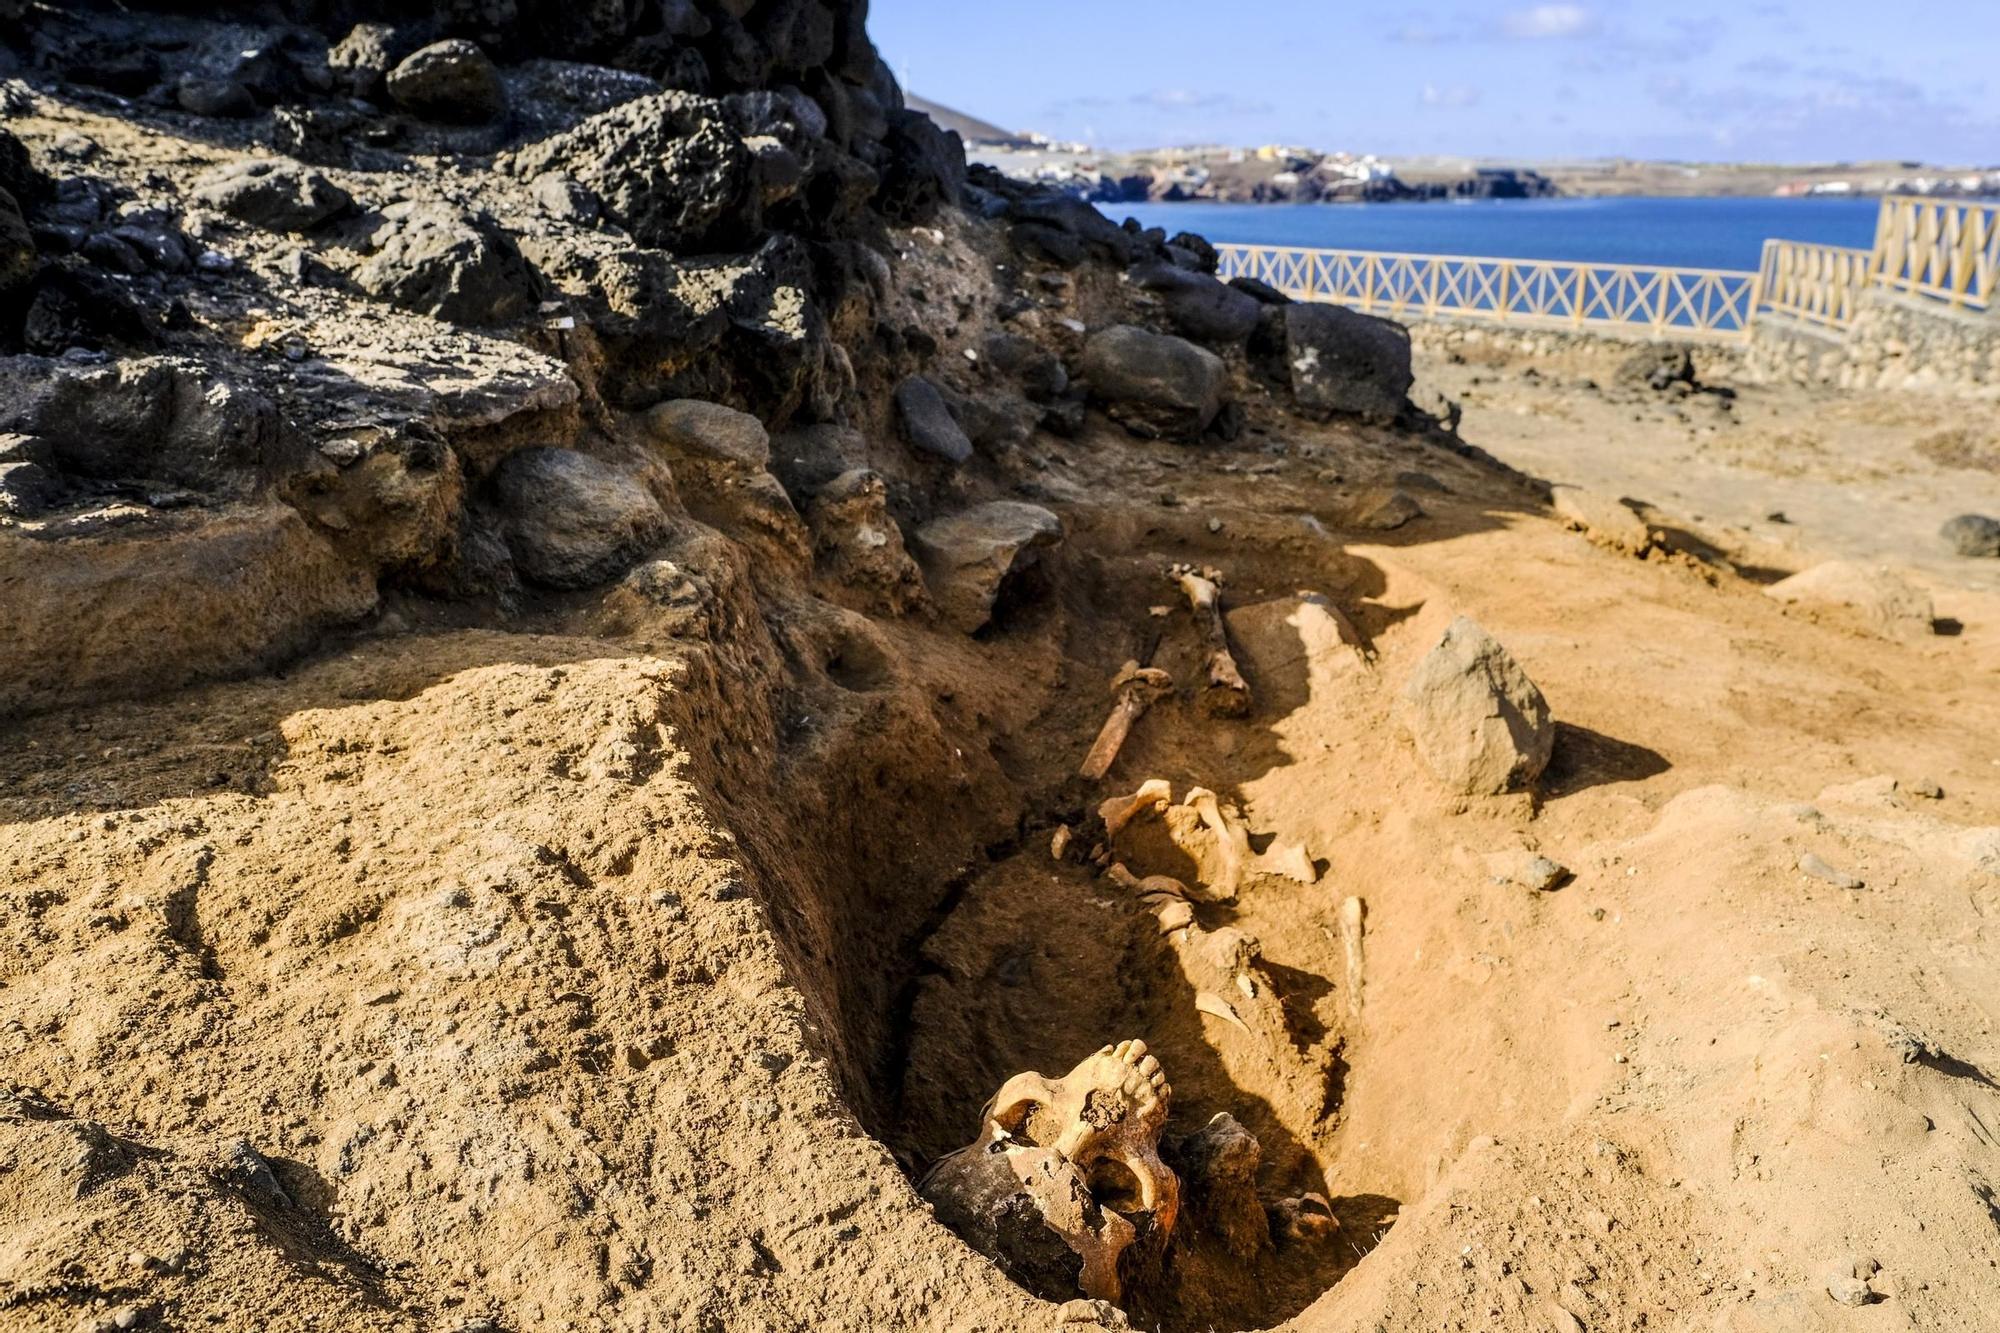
left=1098, top=196, right=1890, bottom=273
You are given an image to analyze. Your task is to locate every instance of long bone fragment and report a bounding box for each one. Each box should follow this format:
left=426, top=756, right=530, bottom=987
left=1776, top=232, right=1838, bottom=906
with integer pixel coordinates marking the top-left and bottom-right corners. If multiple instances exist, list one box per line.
left=1180, top=786, right=1251, bottom=903
left=1078, top=661, right=1174, bottom=781
left=1339, top=895, right=1366, bottom=1020
left=1170, top=564, right=1250, bottom=718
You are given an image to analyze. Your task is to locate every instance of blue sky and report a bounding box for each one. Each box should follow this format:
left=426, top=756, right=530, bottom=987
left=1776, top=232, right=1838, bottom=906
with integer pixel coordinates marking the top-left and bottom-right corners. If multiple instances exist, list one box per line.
left=869, top=1, right=2000, bottom=163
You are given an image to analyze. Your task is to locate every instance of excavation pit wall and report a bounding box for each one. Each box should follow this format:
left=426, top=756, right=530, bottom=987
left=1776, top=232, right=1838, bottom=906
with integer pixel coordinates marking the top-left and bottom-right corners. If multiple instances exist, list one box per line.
left=682, top=491, right=1510, bottom=1331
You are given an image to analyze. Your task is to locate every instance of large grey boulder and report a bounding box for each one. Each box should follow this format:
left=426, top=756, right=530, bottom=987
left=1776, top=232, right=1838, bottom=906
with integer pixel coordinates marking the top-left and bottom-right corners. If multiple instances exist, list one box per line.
left=1077, top=324, right=1226, bottom=441
left=1130, top=262, right=1260, bottom=346
left=895, top=375, right=973, bottom=464
left=646, top=399, right=770, bottom=470
left=493, top=447, right=669, bottom=589
left=1940, top=513, right=2000, bottom=558
left=386, top=39, right=506, bottom=123
left=191, top=159, right=352, bottom=232
left=1399, top=616, right=1555, bottom=795
left=911, top=500, right=1063, bottom=634
left=1764, top=561, right=1935, bottom=640
left=1283, top=303, right=1413, bottom=424
left=354, top=203, right=542, bottom=326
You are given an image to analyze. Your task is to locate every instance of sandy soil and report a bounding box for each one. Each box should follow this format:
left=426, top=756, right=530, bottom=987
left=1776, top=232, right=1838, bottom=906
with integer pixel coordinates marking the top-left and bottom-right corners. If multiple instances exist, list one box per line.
left=1409, top=326, right=2000, bottom=599
left=5, top=366, right=1998, bottom=1331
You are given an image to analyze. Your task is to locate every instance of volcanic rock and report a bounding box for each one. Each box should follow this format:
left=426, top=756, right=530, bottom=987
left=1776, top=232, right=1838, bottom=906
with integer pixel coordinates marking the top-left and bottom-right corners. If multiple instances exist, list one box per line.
left=1399, top=615, right=1555, bottom=795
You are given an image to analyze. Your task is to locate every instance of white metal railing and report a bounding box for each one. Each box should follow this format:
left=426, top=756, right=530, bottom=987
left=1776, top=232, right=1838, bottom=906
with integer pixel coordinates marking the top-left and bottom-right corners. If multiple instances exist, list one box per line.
left=1215, top=244, right=1760, bottom=342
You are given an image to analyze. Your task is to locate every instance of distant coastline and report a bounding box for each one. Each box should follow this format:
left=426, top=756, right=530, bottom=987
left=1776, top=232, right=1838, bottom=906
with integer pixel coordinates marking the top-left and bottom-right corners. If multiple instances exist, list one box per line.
left=913, top=95, right=2000, bottom=208
left=970, top=142, right=2000, bottom=207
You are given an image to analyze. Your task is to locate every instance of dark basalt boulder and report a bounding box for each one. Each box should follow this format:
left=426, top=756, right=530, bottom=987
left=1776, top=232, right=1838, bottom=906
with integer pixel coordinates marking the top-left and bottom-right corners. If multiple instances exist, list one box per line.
left=876, top=108, right=965, bottom=223
left=354, top=203, right=544, bottom=327
left=0, top=355, right=277, bottom=493
left=1130, top=261, right=1261, bottom=347
left=387, top=39, right=508, bottom=123
left=191, top=159, right=353, bottom=233
left=1280, top=303, right=1413, bottom=424
left=493, top=447, right=670, bottom=590
left=509, top=91, right=754, bottom=253
left=1077, top=324, right=1226, bottom=441
left=894, top=375, right=973, bottom=465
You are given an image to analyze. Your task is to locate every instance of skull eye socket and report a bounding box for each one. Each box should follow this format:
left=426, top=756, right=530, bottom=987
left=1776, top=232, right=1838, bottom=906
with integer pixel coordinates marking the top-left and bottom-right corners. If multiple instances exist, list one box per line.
left=1084, top=1156, right=1145, bottom=1215
left=989, top=1098, right=1047, bottom=1148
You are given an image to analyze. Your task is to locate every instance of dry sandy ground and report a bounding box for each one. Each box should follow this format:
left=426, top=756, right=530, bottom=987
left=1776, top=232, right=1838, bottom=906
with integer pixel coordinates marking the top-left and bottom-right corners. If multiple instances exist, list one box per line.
left=1410, top=326, right=2000, bottom=600
left=4, top=381, right=1999, bottom=1331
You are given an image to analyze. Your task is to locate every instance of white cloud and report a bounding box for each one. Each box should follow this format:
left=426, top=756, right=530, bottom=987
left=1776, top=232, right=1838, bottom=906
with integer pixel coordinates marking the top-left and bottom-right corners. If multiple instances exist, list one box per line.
left=1421, top=83, right=1483, bottom=107
left=1501, top=5, right=1598, bottom=38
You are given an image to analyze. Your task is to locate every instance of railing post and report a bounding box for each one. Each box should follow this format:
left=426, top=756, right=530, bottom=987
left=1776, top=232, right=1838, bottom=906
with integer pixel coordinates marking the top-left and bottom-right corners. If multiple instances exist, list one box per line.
left=1571, top=265, right=1587, bottom=328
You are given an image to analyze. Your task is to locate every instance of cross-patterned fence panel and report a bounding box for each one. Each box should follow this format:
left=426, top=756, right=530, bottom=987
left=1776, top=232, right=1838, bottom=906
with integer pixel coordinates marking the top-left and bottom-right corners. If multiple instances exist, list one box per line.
left=1215, top=244, right=1761, bottom=342
left=1757, top=240, right=1874, bottom=331
left=1870, top=196, right=1999, bottom=312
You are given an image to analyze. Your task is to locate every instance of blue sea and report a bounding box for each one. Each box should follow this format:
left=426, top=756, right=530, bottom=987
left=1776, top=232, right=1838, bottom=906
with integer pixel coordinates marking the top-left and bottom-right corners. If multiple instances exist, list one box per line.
left=1100, top=197, right=1884, bottom=273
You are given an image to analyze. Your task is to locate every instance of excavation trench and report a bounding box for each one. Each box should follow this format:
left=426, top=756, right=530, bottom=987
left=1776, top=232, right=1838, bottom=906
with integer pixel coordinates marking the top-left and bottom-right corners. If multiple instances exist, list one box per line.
left=739, top=540, right=1408, bottom=1332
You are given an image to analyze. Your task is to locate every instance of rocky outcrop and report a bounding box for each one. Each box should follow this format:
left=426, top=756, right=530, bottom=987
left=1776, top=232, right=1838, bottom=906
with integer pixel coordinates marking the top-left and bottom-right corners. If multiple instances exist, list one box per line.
left=1078, top=324, right=1226, bottom=441
left=1399, top=616, right=1555, bottom=794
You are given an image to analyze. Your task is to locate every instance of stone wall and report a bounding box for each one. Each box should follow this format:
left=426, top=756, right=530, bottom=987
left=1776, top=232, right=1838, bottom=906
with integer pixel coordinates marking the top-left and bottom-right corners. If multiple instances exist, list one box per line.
left=1746, top=290, right=2000, bottom=397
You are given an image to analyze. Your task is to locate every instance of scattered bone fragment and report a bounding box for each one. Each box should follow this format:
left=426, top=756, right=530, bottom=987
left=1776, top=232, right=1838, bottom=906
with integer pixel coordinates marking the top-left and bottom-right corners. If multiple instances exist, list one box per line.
left=1169, top=563, right=1251, bottom=717
left=1155, top=899, right=1193, bottom=933
left=1104, top=862, right=1190, bottom=899
left=1259, top=837, right=1319, bottom=885
left=1050, top=824, right=1073, bottom=860
left=919, top=1040, right=1180, bottom=1305
left=1180, top=787, right=1251, bottom=903
left=1099, top=778, right=1172, bottom=838
left=1339, top=896, right=1366, bottom=1020
left=1078, top=661, right=1175, bottom=781
left=1196, top=991, right=1248, bottom=1031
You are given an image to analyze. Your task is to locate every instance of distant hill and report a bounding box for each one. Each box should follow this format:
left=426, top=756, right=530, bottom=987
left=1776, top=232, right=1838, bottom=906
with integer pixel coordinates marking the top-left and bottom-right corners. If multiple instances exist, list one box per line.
left=906, top=94, right=1024, bottom=146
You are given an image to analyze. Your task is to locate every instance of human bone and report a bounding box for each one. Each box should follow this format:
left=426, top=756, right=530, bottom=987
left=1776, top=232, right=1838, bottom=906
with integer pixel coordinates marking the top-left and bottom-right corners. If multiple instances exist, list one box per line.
left=919, top=1040, right=1180, bottom=1304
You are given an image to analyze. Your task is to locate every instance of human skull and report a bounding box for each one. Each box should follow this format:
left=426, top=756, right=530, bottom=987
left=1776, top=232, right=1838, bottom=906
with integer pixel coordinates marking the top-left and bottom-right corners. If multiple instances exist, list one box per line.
left=920, top=1040, right=1180, bottom=1304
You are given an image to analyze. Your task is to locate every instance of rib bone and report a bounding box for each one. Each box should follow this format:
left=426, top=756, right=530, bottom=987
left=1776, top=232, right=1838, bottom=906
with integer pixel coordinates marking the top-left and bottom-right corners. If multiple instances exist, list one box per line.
left=1078, top=661, right=1174, bottom=781
left=1171, top=564, right=1250, bottom=718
